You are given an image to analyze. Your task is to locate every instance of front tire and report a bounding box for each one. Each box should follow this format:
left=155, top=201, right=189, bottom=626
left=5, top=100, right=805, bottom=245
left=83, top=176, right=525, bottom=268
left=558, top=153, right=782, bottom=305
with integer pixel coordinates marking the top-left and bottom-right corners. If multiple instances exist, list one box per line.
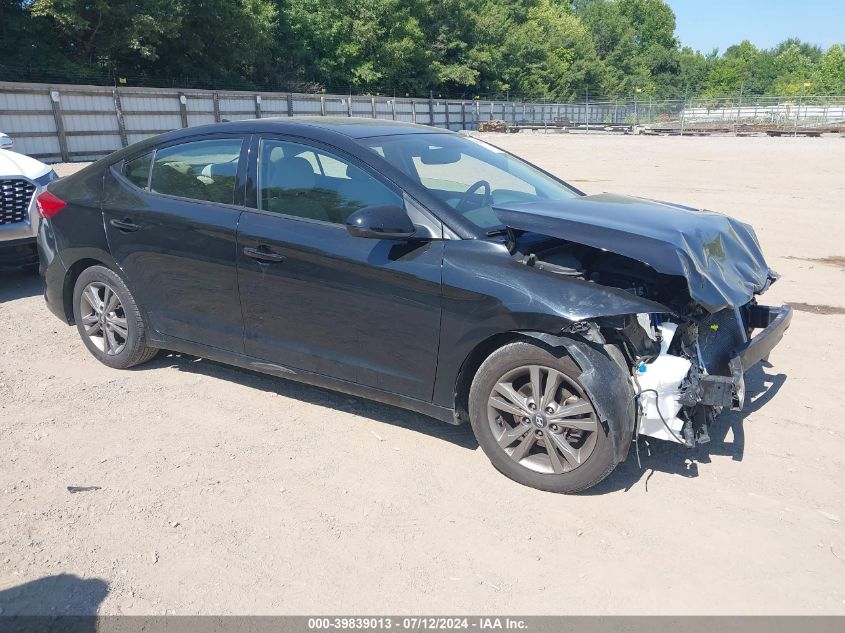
left=468, top=339, right=617, bottom=493
left=72, top=265, right=158, bottom=369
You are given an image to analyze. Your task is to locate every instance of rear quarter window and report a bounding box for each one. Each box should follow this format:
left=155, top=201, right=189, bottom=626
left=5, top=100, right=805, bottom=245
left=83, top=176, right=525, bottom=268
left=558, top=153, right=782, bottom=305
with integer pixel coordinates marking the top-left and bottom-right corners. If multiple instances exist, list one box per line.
left=123, top=152, right=152, bottom=189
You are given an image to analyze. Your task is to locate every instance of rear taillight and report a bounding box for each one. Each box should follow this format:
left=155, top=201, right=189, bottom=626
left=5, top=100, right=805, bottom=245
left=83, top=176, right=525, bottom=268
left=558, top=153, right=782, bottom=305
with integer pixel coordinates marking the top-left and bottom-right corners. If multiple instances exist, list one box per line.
left=36, top=191, right=67, bottom=219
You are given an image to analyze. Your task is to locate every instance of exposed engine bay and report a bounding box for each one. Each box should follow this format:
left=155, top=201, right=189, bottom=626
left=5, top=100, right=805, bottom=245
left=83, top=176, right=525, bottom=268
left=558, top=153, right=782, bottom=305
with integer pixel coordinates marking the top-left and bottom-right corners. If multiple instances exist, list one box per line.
left=511, top=234, right=785, bottom=448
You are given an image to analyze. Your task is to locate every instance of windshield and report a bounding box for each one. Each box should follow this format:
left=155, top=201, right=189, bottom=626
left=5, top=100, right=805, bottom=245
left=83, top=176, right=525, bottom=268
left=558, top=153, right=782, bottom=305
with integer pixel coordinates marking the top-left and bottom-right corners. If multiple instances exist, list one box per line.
left=359, top=133, right=578, bottom=231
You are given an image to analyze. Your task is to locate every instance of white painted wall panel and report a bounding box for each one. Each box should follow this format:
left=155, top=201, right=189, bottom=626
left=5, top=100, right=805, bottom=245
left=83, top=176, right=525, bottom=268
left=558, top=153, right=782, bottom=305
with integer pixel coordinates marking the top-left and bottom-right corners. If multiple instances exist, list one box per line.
left=64, top=113, right=118, bottom=132
left=0, top=113, right=55, bottom=134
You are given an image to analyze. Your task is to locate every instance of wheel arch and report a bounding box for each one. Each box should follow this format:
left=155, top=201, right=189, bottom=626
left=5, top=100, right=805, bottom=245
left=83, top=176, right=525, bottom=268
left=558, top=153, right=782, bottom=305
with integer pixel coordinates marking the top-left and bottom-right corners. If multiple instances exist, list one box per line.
left=453, top=331, right=525, bottom=424
left=61, top=254, right=125, bottom=324
left=454, top=329, right=636, bottom=465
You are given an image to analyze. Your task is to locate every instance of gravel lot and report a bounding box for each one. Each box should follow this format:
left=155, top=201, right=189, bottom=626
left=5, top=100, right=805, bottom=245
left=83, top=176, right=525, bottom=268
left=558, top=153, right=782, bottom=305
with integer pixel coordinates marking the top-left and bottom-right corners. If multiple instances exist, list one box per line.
left=1, top=134, right=844, bottom=615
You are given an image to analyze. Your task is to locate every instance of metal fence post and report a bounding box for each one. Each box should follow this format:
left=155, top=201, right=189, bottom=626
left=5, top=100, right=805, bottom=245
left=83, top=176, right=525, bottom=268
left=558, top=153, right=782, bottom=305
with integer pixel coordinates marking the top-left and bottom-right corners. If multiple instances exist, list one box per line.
left=255, top=94, right=262, bottom=119
left=213, top=92, right=222, bottom=122
left=444, top=102, right=450, bottom=129
left=320, top=95, right=326, bottom=116
left=287, top=93, right=293, bottom=117
left=461, top=101, right=466, bottom=130
left=177, top=92, right=189, bottom=128
left=411, top=100, right=417, bottom=124
left=585, top=92, right=589, bottom=132
left=390, top=99, right=396, bottom=120
left=113, top=89, right=128, bottom=148
left=371, top=97, right=376, bottom=119
left=48, top=88, right=69, bottom=162
left=347, top=96, right=353, bottom=117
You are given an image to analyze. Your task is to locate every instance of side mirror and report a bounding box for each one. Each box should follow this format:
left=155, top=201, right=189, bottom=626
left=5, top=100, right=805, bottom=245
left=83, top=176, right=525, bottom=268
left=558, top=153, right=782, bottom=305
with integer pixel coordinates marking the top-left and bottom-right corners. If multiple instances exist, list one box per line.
left=0, top=133, right=13, bottom=151
left=346, top=204, right=416, bottom=240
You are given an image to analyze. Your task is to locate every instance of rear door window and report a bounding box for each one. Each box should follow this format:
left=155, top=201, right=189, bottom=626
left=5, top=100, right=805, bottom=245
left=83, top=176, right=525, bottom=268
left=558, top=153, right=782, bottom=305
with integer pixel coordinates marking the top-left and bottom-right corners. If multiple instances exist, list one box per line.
left=150, top=138, right=243, bottom=204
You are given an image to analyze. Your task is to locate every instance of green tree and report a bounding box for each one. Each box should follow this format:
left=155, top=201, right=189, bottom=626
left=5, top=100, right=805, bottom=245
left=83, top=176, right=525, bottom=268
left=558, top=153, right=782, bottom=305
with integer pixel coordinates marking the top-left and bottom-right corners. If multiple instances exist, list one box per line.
left=705, top=40, right=763, bottom=96
left=769, top=40, right=821, bottom=95
left=279, top=0, right=431, bottom=93
left=676, top=46, right=713, bottom=96
left=812, top=44, right=845, bottom=94
left=498, top=0, right=605, bottom=99
left=575, top=0, right=682, bottom=97
left=2, top=0, right=843, bottom=100
left=15, top=0, right=276, bottom=86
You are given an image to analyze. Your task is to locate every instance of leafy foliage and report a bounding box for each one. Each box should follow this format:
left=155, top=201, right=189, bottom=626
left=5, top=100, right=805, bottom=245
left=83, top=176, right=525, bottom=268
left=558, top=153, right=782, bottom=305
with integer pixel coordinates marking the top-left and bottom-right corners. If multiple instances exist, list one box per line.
left=1, top=0, right=842, bottom=98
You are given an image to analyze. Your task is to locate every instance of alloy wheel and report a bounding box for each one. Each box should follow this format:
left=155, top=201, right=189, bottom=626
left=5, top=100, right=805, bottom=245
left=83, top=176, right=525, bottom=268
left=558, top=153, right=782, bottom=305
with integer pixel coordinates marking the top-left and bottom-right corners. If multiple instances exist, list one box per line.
left=486, top=364, right=598, bottom=474
left=79, top=282, right=128, bottom=356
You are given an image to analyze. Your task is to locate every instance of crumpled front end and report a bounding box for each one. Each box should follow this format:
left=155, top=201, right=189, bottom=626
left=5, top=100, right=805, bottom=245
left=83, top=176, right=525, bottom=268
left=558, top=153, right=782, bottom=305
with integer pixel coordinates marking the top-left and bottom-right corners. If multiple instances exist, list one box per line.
left=494, top=193, right=777, bottom=313
left=626, top=302, right=792, bottom=446
left=492, top=194, right=792, bottom=447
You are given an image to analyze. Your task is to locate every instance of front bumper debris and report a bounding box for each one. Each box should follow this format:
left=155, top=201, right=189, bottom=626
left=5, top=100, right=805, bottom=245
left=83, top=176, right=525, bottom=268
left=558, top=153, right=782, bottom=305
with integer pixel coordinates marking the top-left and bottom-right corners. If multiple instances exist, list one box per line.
left=699, top=304, right=793, bottom=408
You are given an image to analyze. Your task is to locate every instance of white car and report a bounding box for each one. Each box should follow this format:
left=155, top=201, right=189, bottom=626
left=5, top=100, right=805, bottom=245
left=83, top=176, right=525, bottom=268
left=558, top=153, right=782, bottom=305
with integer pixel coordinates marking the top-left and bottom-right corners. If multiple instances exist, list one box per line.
left=1, top=136, right=58, bottom=268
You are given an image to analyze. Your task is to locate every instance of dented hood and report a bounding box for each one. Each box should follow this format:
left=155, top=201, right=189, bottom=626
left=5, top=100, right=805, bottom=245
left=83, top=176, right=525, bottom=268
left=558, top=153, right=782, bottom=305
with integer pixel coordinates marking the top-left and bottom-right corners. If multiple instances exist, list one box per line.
left=493, top=194, right=774, bottom=312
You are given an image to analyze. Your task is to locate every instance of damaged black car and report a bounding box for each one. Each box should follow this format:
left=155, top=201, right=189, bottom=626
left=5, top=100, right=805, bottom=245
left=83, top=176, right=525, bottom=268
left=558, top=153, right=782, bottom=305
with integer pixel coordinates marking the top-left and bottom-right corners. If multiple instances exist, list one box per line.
left=37, top=119, right=792, bottom=493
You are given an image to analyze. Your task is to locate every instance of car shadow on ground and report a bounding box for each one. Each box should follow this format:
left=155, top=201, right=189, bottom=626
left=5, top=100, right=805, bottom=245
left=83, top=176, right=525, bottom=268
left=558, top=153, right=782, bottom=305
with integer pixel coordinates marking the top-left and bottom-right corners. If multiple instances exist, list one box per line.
left=139, top=352, right=787, bottom=485
left=0, top=268, right=41, bottom=303
left=139, top=351, right=480, bottom=450
left=0, top=574, right=108, bottom=620
left=585, top=363, right=787, bottom=495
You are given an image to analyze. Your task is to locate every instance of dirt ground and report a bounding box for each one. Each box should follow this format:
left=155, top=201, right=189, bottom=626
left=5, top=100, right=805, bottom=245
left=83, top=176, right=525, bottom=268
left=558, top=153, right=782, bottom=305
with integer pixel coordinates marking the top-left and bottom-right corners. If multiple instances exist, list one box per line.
left=1, top=134, right=844, bottom=616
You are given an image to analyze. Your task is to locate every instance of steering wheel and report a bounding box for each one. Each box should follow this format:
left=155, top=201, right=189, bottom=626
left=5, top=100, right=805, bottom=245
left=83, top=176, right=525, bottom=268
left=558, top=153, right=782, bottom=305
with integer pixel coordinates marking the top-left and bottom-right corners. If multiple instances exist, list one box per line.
left=455, top=180, right=492, bottom=213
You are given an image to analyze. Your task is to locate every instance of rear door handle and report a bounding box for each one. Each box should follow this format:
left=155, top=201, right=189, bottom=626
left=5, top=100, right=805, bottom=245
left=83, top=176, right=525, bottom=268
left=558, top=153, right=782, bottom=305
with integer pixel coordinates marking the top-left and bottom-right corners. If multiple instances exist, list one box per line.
left=243, top=246, right=286, bottom=263
left=109, top=218, right=141, bottom=232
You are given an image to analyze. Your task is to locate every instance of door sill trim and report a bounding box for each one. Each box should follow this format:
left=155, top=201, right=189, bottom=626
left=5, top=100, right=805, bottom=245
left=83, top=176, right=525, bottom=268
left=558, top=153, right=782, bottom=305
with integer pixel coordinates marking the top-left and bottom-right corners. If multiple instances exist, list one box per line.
left=150, top=335, right=458, bottom=424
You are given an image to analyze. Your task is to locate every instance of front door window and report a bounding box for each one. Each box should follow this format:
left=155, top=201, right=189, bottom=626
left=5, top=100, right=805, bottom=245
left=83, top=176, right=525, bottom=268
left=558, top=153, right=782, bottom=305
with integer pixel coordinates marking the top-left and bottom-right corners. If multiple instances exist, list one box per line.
left=257, top=139, right=402, bottom=223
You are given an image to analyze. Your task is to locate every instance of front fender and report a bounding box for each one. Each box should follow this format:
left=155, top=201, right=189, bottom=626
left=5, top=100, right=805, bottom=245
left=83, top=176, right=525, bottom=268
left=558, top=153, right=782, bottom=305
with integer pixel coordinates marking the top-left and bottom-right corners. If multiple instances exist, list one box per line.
left=432, top=239, right=662, bottom=413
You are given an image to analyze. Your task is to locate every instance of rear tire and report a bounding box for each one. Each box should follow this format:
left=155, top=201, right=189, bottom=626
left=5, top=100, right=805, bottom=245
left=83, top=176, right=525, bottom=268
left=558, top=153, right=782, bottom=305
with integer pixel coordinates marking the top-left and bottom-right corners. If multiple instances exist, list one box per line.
left=468, top=339, right=617, bottom=493
left=72, top=265, right=158, bottom=369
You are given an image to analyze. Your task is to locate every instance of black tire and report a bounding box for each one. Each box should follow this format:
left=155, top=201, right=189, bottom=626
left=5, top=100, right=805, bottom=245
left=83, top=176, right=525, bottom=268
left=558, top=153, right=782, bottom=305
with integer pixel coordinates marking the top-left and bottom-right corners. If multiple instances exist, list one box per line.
left=72, top=265, right=158, bottom=369
left=468, top=339, right=618, bottom=493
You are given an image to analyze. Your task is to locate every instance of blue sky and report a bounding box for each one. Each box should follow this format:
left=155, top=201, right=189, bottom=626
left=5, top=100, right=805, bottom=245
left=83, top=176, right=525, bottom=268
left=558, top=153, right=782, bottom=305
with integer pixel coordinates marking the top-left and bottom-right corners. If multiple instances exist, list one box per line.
left=666, top=0, right=845, bottom=53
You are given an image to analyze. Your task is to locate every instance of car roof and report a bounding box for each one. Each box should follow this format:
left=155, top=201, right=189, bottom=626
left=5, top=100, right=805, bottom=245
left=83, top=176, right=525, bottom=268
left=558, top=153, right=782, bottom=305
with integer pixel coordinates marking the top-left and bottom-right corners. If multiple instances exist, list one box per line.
left=154, top=117, right=452, bottom=143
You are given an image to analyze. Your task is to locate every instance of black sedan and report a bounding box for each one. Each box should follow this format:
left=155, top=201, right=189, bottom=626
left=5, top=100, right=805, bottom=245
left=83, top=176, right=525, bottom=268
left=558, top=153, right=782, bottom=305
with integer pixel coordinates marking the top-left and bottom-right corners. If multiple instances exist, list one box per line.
left=36, top=118, right=791, bottom=493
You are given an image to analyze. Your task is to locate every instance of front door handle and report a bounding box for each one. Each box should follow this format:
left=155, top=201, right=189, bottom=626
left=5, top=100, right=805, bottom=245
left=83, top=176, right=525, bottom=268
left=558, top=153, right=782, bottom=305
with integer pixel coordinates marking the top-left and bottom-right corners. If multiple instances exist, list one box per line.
left=243, top=246, right=286, bottom=263
left=109, top=218, right=141, bottom=232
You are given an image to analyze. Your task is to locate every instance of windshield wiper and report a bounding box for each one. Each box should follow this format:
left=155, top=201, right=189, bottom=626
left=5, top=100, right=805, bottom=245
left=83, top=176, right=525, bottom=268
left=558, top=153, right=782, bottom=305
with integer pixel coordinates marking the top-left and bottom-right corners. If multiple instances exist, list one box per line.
left=486, top=227, right=509, bottom=237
